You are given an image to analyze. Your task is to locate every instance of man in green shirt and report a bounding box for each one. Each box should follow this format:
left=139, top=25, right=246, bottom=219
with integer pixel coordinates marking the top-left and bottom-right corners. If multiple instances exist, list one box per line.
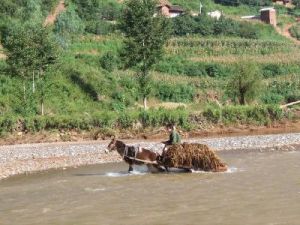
left=162, top=124, right=181, bottom=152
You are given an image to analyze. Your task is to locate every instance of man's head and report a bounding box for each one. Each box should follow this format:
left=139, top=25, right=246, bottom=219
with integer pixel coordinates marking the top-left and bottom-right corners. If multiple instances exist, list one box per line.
left=166, top=123, right=175, bottom=132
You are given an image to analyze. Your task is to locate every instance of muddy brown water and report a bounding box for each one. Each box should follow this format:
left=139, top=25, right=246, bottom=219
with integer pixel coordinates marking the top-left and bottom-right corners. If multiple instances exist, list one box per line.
left=1, top=150, right=300, bottom=225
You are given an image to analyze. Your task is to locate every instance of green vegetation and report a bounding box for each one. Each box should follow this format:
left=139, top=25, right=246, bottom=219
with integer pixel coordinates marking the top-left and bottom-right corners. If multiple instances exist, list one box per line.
left=226, top=63, right=262, bottom=105
left=119, top=0, right=171, bottom=109
left=0, top=0, right=299, bottom=137
left=289, top=23, right=300, bottom=40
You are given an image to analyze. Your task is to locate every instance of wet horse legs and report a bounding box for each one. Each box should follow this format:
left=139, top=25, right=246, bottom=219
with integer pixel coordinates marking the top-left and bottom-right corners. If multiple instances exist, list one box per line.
left=128, top=164, right=133, bottom=172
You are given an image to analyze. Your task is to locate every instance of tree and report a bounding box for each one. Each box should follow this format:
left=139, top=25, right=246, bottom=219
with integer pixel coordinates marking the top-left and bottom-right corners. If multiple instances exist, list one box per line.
left=54, top=3, right=85, bottom=47
left=2, top=22, right=59, bottom=115
left=293, top=0, right=300, bottom=8
left=226, top=63, right=263, bottom=105
left=119, top=0, right=171, bottom=109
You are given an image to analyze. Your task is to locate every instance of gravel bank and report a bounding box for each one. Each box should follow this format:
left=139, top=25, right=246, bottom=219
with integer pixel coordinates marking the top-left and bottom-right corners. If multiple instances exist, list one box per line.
left=1, top=132, right=300, bottom=180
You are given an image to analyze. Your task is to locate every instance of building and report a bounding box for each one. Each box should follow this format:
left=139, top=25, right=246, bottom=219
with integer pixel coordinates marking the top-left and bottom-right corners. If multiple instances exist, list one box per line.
left=260, top=8, right=277, bottom=26
left=272, top=0, right=291, bottom=5
left=157, top=0, right=184, bottom=18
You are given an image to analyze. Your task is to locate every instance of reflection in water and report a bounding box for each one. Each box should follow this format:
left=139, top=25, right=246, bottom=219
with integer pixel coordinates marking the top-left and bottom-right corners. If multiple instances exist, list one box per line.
left=1, top=151, right=300, bottom=225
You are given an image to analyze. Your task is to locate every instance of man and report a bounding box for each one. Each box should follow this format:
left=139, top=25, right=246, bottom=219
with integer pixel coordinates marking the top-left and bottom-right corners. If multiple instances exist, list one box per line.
left=162, top=124, right=181, bottom=152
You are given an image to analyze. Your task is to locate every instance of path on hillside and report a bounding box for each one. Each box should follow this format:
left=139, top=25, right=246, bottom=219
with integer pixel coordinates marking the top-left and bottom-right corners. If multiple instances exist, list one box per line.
left=276, top=22, right=300, bottom=45
left=44, top=0, right=66, bottom=26
left=0, top=45, right=5, bottom=59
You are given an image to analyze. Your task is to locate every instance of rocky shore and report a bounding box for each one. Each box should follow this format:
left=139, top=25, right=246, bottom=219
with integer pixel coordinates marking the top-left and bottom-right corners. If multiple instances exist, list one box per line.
left=1, top=132, right=300, bottom=180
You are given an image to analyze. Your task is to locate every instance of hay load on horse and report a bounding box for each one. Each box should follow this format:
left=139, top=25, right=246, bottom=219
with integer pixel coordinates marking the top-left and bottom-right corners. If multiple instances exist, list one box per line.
left=160, top=143, right=228, bottom=172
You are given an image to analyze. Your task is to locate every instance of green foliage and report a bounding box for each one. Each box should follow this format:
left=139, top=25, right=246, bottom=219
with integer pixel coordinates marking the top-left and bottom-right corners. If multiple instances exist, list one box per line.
left=72, top=0, right=121, bottom=34
left=119, top=0, right=171, bottom=107
left=265, top=80, right=300, bottom=104
left=289, top=23, right=300, bottom=40
left=2, top=22, right=59, bottom=78
left=139, top=107, right=190, bottom=128
left=293, top=0, right=300, bottom=9
left=214, top=0, right=272, bottom=6
left=203, top=105, right=284, bottom=125
left=100, top=52, right=119, bottom=72
left=173, top=15, right=258, bottom=38
left=54, top=3, right=85, bottom=46
left=226, top=63, right=263, bottom=105
left=85, top=20, right=115, bottom=35
left=155, top=83, right=195, bottom=102
left=155, top=58, right=231, bottom=77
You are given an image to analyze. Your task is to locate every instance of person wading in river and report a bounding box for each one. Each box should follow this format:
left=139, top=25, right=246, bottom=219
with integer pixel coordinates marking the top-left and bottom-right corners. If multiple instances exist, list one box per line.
left=162, top=124, right=181, bottom=154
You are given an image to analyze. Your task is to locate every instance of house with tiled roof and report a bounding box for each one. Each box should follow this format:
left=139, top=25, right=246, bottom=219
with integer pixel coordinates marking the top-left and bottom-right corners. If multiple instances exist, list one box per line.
left=157, top=0, right=184, bottom=18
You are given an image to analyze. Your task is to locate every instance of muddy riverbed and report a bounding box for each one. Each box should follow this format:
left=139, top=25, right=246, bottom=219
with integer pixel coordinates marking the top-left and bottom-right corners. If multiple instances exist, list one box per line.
left=1, top=149, right=300, bottom=225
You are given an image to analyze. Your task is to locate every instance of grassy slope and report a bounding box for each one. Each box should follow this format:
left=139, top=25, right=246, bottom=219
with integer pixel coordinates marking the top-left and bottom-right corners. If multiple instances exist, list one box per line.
left=0, top=0, right=299, bottom=134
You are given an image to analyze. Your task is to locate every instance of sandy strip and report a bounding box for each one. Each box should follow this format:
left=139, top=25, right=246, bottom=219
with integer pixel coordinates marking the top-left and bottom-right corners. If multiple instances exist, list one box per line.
left=1, top=133, right=300, bottom=180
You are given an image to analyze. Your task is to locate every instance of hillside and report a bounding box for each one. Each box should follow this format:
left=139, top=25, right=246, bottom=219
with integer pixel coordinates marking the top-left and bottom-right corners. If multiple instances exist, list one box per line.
left=0, top=0, right=300, bottom=141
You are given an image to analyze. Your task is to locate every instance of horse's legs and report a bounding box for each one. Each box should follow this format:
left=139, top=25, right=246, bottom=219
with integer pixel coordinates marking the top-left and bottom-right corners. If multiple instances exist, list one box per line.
left=128, top=164, right=133, bottom=172
left=164, top=166, right=169, bottom=172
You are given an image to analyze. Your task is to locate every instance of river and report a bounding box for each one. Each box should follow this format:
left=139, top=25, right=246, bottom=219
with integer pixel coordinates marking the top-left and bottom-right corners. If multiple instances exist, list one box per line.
left=1, top=150, right=300, bottom=225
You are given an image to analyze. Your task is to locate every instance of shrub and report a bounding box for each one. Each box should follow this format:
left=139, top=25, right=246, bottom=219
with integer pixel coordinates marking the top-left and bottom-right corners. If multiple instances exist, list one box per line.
left=100, top=52, right=118, bottom=72
left=118, top=111, right=138, bottom=129
left=85, top=20, right=115, bottom=35
left=0, top=116, right=18, bottom=132
left=203, top=105, right=284, bottom=125
left=261, top=92, right=284, bottom=104
left=139, top=107, right=190, bottom=128
left=226, top=63, right=263, bottom=105
left=155, top=83, right=195, bottom=102
left=289, top=24, right=300, bottom=40
left=203, top=106, right=221, bottom=123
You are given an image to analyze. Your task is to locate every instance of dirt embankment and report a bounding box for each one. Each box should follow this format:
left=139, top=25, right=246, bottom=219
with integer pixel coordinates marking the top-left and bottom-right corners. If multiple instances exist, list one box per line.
left=1, top=119, right=300, bottom=146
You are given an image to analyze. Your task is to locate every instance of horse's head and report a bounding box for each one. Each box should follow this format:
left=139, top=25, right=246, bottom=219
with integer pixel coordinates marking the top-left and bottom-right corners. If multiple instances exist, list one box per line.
left=105, top=138, right=117, bottom=153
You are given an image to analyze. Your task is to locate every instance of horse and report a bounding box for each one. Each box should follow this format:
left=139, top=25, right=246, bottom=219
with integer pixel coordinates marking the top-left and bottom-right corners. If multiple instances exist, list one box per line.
left=106, top=138, right=165, bottom=173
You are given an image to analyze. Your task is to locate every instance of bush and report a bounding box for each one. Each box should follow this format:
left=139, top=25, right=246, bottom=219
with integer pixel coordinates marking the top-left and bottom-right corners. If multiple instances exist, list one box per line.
left=155, top=83, right=195, bottom=102
left=289, top=24, right=300, bottom=40
left=171, top=15, right=260, bottom=39
left=261, top=92, right=284, bottom=104
left=118, top=111, right=138, bottom=129
left=226, top=63, right=263, bottom=105
left=100, top=52, right=118, bottom=72
left=139, top=107, right=190, bottom=128
left=85, top=20, right=115, bottom=35
left=0, top=116, right=18, bottom=133
left=203, top=105, right=284, bottom=125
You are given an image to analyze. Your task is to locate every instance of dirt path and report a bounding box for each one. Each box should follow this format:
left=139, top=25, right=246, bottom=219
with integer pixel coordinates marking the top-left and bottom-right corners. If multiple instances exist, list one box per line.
left=44, top=0, right=66, bottom=26
left=0, top=44, right=6, bottom=60
left=276, top=22, right=300, bottom=45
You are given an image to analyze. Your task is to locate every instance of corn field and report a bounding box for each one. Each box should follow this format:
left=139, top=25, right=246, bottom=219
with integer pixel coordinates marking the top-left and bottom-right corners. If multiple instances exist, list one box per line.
left=166, top=37, right=298, bottom=56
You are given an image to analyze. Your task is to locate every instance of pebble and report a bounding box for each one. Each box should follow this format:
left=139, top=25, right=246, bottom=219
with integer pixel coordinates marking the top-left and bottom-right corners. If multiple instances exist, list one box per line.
left=0, top=133, right=300, bottom=180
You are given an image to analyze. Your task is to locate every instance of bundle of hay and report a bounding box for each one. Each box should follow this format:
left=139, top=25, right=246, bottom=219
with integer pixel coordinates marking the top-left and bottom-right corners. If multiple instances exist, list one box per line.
left=161, top=143, right=227, bottom=172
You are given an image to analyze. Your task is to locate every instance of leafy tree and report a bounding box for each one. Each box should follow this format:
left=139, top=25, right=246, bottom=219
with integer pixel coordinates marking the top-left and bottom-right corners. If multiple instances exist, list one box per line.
left=172, top=15, right=198, bottom=36
left=54, top=3, right=85, bottom=47
left=100, top=52, right=119, bottom=72
left=226, top=63, right=263, bottom=105
left=119, top=0, right=171, bottom=109
left=2, top=22, right=60, bottom=115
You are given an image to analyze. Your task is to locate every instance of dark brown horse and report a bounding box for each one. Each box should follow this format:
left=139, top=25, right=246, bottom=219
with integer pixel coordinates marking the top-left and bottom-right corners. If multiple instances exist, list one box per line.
left=106, top=138, right=165, bottom=173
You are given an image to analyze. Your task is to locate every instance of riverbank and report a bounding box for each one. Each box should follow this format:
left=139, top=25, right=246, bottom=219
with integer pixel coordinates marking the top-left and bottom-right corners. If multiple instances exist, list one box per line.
left=1, top=119, right=300, bottom=145
left=1, top=132, right=300, bottom=180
